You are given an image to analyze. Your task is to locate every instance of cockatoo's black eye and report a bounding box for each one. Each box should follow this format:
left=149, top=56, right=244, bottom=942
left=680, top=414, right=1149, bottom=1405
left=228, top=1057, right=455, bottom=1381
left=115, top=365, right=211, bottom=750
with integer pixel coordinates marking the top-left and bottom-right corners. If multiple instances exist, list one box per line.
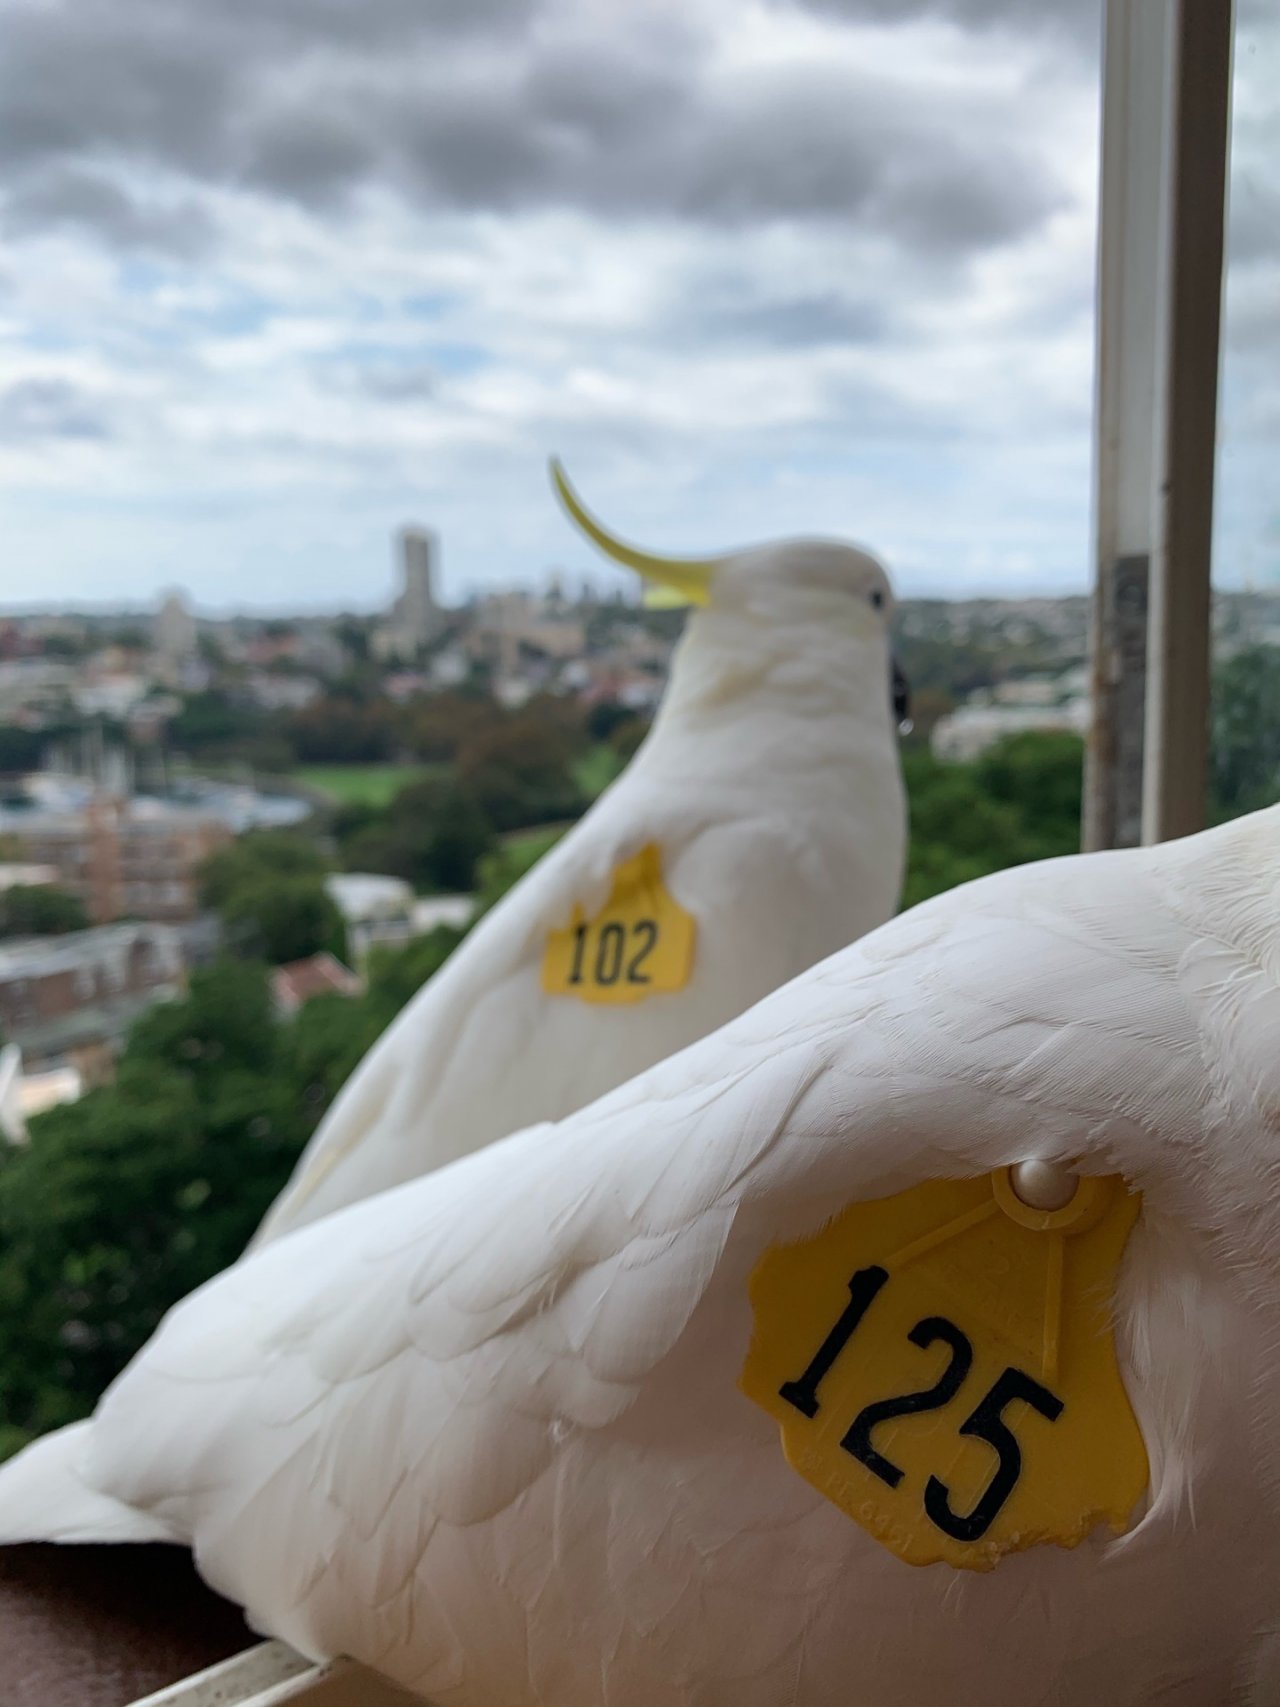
left=869, top=589, right=885, bottom=610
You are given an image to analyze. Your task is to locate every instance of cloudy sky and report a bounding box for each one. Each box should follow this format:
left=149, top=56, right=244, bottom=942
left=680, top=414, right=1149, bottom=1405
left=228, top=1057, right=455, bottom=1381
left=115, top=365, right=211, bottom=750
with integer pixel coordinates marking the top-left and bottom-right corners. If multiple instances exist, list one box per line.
left=0, top=0, right=1275, bottom=611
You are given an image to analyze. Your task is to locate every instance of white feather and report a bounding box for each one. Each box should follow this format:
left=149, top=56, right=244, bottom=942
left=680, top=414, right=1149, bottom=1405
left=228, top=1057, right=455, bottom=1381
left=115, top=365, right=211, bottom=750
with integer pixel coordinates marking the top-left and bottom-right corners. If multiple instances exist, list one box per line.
left=6, top=806, right=1279, bottom=1704
left=252, top=539, right=906, bottom=1243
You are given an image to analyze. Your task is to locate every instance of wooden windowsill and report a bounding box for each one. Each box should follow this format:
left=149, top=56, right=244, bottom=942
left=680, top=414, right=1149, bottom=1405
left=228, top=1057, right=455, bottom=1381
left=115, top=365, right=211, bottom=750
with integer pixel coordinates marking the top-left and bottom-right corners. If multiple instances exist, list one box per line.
left=0, top=1543, right=254, bottom=1707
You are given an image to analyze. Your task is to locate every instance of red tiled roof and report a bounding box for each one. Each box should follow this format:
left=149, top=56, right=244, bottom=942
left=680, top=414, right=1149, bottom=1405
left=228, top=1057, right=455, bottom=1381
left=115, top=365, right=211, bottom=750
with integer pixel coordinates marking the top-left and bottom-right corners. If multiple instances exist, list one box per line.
left=271, top=953, right=362, bottom=1010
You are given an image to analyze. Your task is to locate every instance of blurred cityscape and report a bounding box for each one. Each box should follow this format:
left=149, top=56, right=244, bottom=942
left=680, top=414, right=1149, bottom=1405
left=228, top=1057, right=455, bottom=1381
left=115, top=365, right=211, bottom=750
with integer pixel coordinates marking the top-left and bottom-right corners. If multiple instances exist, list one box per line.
left=0, top=521, right=1277, bottom=1139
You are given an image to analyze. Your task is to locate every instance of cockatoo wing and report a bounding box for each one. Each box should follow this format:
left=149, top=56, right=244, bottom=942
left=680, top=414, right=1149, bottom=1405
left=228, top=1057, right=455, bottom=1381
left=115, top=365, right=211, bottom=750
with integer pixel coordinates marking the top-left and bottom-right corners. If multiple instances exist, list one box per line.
left=254, top=767, right=890, bottom=1244
left=5, top=809, right=1277, bottom=1705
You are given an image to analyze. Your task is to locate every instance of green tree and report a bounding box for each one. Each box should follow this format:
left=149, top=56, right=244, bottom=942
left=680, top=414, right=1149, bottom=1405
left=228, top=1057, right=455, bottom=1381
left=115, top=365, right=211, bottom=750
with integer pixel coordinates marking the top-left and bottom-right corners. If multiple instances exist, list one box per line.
left=1210, top=645, right=1280, bottom=818
left=901, top=751, right=1027, bottom=909
left=0, top=926, right=484, bottom=1459
left=609, top=715, right=650, bottom=763
left=972, top=731, right=1083, bottom=861
left=338, top=778, right=495, bottom=892
left=456, top=714, right=586, bottom=832
left=288, top=695, right=399, bottom=763
left=901, top=732, right=1084, bottom=910
left=199, top=829, right=328, bottom=909
left=169, top=691, right=271, bottom=756
left=123, top=960, right=279, bottom=1081
left=0, top=884, right=89, bottom=939
left=222, top=876, right=348, bottom=965
left=405, top=691, right=502, bottom=764
left=0, top=963, right=310, bottom=1452
left=474, top=827, right=565, bottom=915
left=279, top=992, right=390, bottom=1127
left=279, top=925, right=466, bottom=1125
left=364, top=924, right=466, bottom=1011
left=586, top=701, right=635, bottom=743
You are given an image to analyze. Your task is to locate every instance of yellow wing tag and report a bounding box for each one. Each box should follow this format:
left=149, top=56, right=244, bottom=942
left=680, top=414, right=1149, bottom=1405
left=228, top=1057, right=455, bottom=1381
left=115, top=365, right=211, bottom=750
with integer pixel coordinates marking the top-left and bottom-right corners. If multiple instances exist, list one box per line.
left=740, top=1170, right=1148, bottom=1571
left=542, top=844, right=695, bottom=1005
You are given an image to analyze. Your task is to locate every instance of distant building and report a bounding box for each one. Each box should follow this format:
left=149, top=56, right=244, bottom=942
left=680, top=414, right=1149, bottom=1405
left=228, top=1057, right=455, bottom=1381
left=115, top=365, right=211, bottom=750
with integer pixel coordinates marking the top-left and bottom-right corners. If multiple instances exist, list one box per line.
left=72, top=671, right=149, bottom=720
left=243, top=673, right=323, bottom=713
left=0, top=1042, right=82, bottom=1142
left=930, top=699, right=1089, bottom=763
left=399, top=528, right=440, bottom=646
left=0, top=921, right=185, bottom=1079
left=0, top=659, right=75, bottom=726
left=325, top=873, right=417, bottom=963
left=325, top=875, right=473, bottom=965
left=126, top=692, right=183, bottom=744
left=374, top=527, right=446, bottom=660
left=465, top=590, right=587, bottom=686
left=411, top=896, right=474, bottom=935
left=17, top=1062, right=82, bottom=1125
left=427, top=646, right=470, bottom=689
left=154, top=590, right=197, bottom=664
left=3, top=796, right=233, bottom=924
left=0, top=1043, right=23, bottom=1143
left=271, top=953, right=363, bottom=1018
left=0, top=863, right=58, bottom=892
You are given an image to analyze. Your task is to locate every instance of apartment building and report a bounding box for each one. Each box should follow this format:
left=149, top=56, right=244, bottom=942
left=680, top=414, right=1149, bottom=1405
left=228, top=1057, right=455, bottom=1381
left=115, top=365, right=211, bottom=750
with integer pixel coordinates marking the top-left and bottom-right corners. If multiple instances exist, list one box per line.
left=0, top=921, right=185, bottom=1079
left=7, top=796, right=232, bottom=924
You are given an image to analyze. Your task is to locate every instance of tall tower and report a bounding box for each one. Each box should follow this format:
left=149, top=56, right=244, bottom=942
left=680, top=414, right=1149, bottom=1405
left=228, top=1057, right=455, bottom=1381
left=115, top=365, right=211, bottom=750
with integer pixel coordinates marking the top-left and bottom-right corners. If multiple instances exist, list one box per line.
left=397, top=528, right=440, bottom=647
left=154, top=589, right=197, bottom=663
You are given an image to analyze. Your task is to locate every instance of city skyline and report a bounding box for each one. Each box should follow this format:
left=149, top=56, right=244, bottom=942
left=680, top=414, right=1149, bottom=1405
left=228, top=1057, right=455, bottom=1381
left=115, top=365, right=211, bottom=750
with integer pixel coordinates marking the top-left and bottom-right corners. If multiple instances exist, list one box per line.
left=0, top=1, right=1276, bottom=608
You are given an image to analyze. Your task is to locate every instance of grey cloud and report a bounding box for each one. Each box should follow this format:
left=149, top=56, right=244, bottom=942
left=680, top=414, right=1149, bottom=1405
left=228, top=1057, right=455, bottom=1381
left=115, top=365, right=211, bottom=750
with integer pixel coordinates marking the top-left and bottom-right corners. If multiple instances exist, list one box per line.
left=665, top=73, right=1056, bottom=242
left=380, top=53, right=1058, bottom=247
left=0, top=0, right=529, bottom=189
left=0, top=0, right=1066, bottom=261
left=244, top=112, right=379, bottom=210
left=0, top=378, right=111, bottom=441
left=792, top=0, right=1101, bottom=45
left=685, top=293, right=889, bottom=350
left=338, top=362, right=439, bottom=402
left=4, top=167, right=215, bottom=255
left=0, top=11, right=235, bottom=180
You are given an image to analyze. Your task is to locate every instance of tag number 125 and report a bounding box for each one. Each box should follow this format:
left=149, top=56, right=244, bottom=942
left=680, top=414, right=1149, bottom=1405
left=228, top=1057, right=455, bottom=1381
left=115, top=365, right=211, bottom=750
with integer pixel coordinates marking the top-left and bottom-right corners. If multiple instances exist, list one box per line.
left=778, top=1266, right=1064, bottom=1543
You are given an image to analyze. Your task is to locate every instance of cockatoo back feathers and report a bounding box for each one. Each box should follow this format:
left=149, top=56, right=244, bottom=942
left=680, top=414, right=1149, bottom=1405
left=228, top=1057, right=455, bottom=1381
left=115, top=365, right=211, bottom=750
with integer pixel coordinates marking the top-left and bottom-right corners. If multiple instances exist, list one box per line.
left=1, top=809, right=1280, bottom=1702
left=0, top=1421, right=177, bottom=1545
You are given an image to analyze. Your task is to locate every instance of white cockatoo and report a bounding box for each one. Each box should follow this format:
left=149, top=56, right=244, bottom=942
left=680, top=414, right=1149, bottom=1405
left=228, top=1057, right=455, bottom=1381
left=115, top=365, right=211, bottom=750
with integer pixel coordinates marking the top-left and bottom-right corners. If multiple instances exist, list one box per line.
left=2, top=803, right=1279, bottom=1706
left=250, top=462, right=906, bottom=1244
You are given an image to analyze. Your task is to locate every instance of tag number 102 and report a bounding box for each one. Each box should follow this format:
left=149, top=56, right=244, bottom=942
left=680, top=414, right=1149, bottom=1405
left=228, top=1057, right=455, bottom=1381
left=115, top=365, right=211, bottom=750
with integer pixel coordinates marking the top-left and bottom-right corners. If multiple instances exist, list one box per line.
left=779, top=1265, right=1064, bottom=1543
left=568, top=918, right=658, bottom=987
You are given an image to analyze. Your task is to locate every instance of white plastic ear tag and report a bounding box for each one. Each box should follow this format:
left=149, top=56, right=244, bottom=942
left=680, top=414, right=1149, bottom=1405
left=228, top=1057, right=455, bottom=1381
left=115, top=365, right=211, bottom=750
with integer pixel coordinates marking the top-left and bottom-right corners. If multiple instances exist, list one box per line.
left=542, top=844, right=695, bottom=1004
left=741, top=1170, right=1148, bottom=1570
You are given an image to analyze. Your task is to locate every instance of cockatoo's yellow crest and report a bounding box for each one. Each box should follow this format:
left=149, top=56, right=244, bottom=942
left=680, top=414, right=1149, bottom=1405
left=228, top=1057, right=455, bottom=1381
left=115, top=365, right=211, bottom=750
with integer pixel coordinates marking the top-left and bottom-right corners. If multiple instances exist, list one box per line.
left=549, top=458, right=721, bottom=608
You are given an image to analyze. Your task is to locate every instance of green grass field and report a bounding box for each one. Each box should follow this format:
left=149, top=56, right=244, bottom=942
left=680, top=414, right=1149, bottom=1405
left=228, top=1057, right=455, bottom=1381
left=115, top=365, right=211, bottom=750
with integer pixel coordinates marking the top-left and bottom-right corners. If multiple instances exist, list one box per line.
left=298, top=747, right=617, bottom=812
left=295, top=765, right=428, bottom=807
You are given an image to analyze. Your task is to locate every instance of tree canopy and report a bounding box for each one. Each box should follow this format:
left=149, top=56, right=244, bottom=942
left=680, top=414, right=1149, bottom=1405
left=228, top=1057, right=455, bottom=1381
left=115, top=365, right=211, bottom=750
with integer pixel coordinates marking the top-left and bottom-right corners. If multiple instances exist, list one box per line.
left=337, top=777, right=495, bottom=893
left=1210, top=645, right=1280, bottom=819
left=222, top=875, right=348, bottom=965
left=0, top=929, right=466, bottom=1460
left=0, top=884, right=89, bottom=939
left=200, top=830, right=346, bottom=966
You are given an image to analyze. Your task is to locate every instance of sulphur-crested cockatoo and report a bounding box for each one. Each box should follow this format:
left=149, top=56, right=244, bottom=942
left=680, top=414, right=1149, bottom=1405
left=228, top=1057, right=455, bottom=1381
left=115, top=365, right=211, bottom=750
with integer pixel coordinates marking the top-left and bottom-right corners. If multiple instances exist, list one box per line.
left=3, top=804, right=1279, bottom=1706
left=250, top=461, right=906, bottom=1244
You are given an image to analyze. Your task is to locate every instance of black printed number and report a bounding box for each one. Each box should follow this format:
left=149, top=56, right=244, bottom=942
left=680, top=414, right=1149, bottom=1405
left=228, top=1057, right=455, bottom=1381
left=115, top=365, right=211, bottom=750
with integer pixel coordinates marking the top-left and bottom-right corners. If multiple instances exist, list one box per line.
left=924, top=1367, right=1063, bottom=1541
left=842, top=1317, right=972, bottom=1489
left=568, top=918, right=661, bottom=988
left=778, top=1272, right=1064, bottom=1543
left=627, top=919, right=658, bottom=984
left=778, top=1266, right=888, bottom=1418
